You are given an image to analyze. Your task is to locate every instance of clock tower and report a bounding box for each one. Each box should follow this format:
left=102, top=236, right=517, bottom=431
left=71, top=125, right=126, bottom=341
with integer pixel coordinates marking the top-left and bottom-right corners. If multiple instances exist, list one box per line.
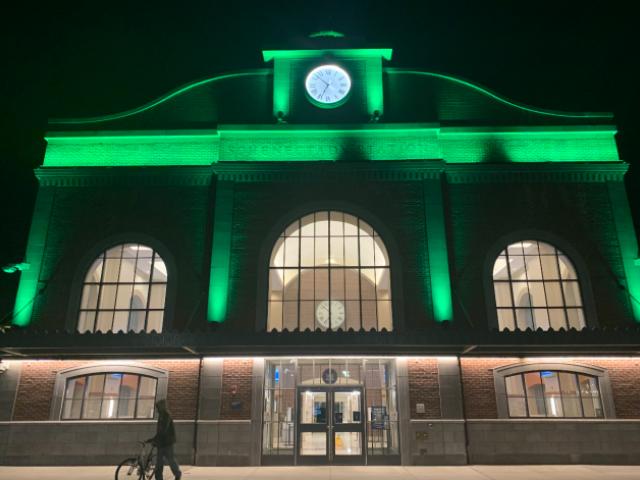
left=262, top=40, right=392, bottom=123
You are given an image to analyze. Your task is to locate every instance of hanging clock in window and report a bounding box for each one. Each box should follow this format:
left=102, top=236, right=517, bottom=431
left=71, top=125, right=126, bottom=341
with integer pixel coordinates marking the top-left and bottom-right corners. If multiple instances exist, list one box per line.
left=305, top=64, right=352, bottom=108
left=316, top=300, right=346, bottom=329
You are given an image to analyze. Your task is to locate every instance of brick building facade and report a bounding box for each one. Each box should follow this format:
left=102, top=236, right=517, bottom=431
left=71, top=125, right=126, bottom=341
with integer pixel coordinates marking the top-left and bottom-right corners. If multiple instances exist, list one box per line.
left=2, top=42, right=640, bottom=466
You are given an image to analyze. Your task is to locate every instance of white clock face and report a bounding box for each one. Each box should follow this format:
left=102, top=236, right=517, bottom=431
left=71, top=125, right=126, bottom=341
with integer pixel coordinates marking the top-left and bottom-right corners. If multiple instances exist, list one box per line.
left=316, top=300, right=346, bottom=329
left=305, top=65, right=351, bottom=107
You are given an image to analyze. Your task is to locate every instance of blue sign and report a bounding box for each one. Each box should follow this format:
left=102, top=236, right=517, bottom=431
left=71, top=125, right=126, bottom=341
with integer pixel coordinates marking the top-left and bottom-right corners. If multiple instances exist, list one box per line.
left=371, top=406, right=387, bottom=429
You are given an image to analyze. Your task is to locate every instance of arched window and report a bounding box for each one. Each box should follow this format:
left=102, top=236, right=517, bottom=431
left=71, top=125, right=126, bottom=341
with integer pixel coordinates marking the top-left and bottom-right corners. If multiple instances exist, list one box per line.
left=61, top=372, right=158, bottom=420
left=492, top=240, right=585, bottom=331
left=267, top=211, right=392, bottom=331
left=78, top=243, right=167, bottom=333
left=504, top=370, right=603, bottom=418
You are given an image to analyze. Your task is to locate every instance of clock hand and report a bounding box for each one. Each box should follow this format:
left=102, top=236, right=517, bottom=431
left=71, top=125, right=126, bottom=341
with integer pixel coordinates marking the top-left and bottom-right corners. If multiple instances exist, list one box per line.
left=320, top=83, right=329, bottom=99
left=314, top=74, right=329, bottom=86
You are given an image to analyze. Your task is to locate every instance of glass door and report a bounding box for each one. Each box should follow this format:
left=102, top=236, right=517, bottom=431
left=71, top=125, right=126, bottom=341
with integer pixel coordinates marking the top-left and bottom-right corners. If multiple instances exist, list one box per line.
left=331, top=388, right=365, bottom=465
left=297, top=388, right=329, bottom=464
left=296, top=387, right=365, bottom=465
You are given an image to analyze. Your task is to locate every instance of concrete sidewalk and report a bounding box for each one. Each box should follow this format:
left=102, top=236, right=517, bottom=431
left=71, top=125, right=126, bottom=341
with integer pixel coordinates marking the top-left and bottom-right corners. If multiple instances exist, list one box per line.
left=1, top=465, right=640, bottom=480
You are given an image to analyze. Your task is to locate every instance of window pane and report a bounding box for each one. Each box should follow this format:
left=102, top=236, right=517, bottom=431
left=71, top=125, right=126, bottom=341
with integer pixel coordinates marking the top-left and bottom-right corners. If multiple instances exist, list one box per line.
left=345, top=269, right=360, bottom=299
left=268, top=302, right=283, bottom=331
left=283, top=302, right=298, bottom=330
left=330, top=212, right=344, bottom=235
left=85, top=259, right=103, bottom=283
left=136, top=400, right=156, bottom=419
left=377, top=300, right=392, bottom=330
left=300, top=238, right=314, bottom=267
left=360, top=269, right=376, bottom=299
left=548, top=309, right=567, bottom=330
left=559, top=373, right=581, bottom=417
left=135, top=257, right=152, bottom=281
left=528, top=282, right=546, bottom=307
left=344, top=237, right=359, bottom=266
left=508, top=256, right=526, bottom=281
left=149, top=284, right=167, bottom=309
left=101, top=374, right=122, bottom=419
left=374, top=238, right=389, bottom=267
left=525, top=255, right=543, bottom=280
left=507, top=242, right=524, bottom=256
left=314, top=269, right=328, bottom=299
left=269, top=269, right=284, bottom=299
left=331, top=269, right=345, bottom=300
left=493, top=255, right=509, bottom=280
left=115, top=284, right=133, bottom=309
left=128, top=310, right=146, bottom=332
left=103, top=258, right=121, bottom=282
left=283, top=270, right=299, bottom=300
left=131, top=284, right=149, bottom=308
left=300, top=270, right=314, bottom=300
left=376, top=268, right=391, bottom=300
left=147, top=311, right=164, bottom=333
left=96, top=311, right=114, bottom=332
left=344, top=214, right=358, bottom=235
left=523, top=372, right=545, bottom=417
left=511, top=282, right=529, bottom=307
left=505, top=375, right=525, bottom=396
left=119, top=258, right=136, bottom=283
left=544, top=281, right=563, bottom=306
left=558, top=255, right=577, bottom=279
left=83, top=375, right=106, bottom=419
left=117, top=374, right=139, bottom=419
left=315, top=237, right=328, bottom=266
left=515, top=308, right=534, bottom=330
left=562, top=282, right=582, bottom=306
left=112, top=312, right=129, bottom=332
left=362, top=301, right=377, bottom=331
left=300, top=215, right=314, bottom=236
left=299, top=301, right=314, bottom=331
left=497, top=309, right=515, bottom=330
left=270, top=237, right=284, bottom=267
left=359, top=235, right=375, bottom=266
left=152, top=255, right=167, bottom=282
left=532, top=309, right=550, bottom=330
left=541, top=371, right=563, bottom=417
left=284, top=237, right=299, bottom=267
left=315, top=212, right=329, bottom=236
left=99, top=285, right=117, bottom=309
left=540, top=255, right=560, bottom=279
left=77, top=311, right=96, bottom=333
left=346, top=301, right=361, bottom=330
left=330, top=237, right=344, bottom=265
left=567, top=308, right=585, bottom=330
left=80, top=284, right=100, bottom=309
left=63, top=377, right=86, bottom=419
left=508, top=397, right=527, bottom=417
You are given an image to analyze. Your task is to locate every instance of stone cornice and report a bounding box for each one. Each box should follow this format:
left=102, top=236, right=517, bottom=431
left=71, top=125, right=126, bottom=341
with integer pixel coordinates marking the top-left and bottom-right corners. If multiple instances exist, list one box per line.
left=445, top=162, right=629, bottom=183
left=212, top=161, right=445, bottom=182
left=35, top=167, right=214, bottom=187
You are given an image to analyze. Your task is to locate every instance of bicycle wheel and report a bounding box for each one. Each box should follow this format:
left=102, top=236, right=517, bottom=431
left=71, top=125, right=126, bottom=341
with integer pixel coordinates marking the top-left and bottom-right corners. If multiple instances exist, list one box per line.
left=115, top=457, right=142, bottom=480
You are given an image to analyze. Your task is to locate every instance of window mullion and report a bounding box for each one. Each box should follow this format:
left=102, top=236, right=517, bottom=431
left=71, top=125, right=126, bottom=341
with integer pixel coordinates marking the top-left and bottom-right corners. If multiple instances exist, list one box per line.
left=297, top=221, right=302, bottom=331
left=328, top=211, right=332, bottom=330
left=555, top=250, right=570, bottom=329
left=357, top=219, right=363, bottom=331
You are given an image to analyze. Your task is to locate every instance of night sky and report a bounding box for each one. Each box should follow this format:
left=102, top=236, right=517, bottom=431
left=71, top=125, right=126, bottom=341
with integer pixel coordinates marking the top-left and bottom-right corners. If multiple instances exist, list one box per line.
left=1, top=1, right=638, bottom=320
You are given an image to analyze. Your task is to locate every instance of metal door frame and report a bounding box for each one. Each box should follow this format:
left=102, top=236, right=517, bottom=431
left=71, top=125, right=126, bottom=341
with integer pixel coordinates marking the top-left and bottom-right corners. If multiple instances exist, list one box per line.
left=295, top=385, right=365, bottom=465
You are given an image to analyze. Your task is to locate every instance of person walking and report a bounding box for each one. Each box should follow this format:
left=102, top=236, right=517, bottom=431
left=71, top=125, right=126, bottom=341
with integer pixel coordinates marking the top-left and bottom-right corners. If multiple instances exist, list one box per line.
left=148, top=399, right=182, bottom=480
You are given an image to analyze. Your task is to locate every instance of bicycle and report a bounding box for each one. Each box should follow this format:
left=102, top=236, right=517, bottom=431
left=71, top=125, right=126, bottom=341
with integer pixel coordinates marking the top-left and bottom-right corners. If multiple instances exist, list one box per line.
left=115, top=441, right=157, bottom=480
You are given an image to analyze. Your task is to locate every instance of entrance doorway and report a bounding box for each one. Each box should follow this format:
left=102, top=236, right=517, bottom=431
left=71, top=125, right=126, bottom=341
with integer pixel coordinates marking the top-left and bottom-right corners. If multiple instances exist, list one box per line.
left=261, top=358, right=400, bottom=465
left=297, top=386, right=365, bottom=465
